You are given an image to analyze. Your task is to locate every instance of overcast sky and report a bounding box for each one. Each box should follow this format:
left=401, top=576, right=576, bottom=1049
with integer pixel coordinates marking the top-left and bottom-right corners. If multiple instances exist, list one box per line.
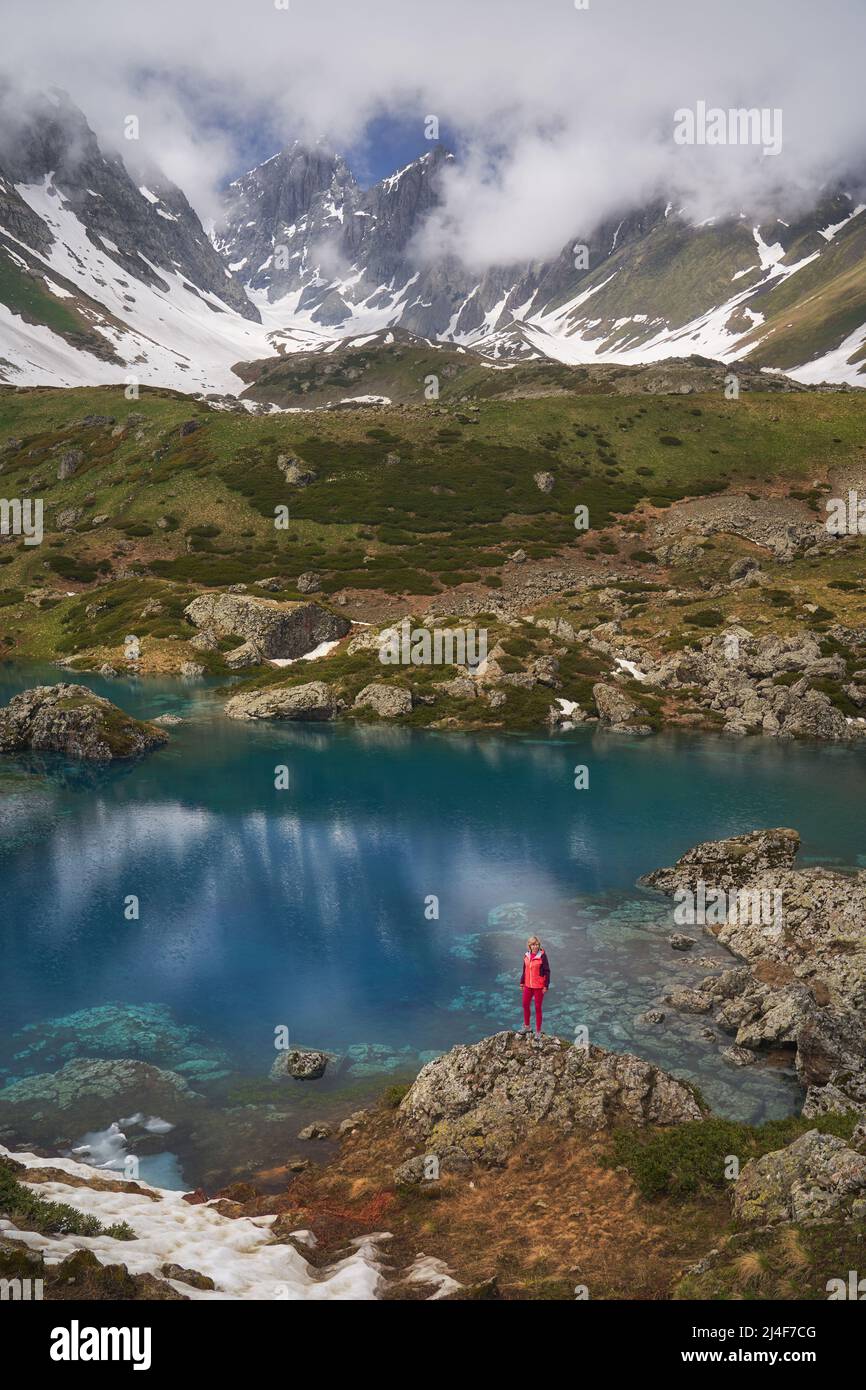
left=2, top=0, right=865, bottom=266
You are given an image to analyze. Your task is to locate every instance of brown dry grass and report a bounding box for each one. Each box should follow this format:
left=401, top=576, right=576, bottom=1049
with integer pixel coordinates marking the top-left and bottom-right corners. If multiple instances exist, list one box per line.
left=240, top=1108, right=728, bottom=1300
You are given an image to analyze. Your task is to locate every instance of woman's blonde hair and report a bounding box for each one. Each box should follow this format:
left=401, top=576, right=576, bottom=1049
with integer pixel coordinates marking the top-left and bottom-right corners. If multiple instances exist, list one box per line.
left=526, top=935, right=541, bottom=949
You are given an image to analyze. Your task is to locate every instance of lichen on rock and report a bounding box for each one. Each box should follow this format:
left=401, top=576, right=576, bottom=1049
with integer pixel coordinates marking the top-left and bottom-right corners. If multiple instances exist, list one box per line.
left=0, top=684, right=168, bottom=762
left=398, top=1032, right=706, bottom=1165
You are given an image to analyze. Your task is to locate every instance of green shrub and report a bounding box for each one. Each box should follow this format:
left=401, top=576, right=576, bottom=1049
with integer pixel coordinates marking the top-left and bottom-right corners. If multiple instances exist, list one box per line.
left=605, top=1112, right=857, bottom=1200
left=0, top=1158, right=136, bottom=1240
left=686, top=609, right=724, bottom=627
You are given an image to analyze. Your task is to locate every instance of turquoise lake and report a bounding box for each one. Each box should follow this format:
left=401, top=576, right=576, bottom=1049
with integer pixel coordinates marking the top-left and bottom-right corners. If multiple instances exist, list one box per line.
left=2, top=663, right=866, bottom=1169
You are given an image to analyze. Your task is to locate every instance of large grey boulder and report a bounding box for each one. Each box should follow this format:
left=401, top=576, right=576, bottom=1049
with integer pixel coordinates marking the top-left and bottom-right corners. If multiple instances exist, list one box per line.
left=0, top=684, right=168, bottom=762
left=398, top=1032, right=705, bottom=1166
left=225, top=680, right=340, bottom=722
left=778, top=689, right=850, bottom=742
left=353, top=683, right=413, bottom=717
left=592, top=682, right=647, bottom=729
left=732, top=1130, right=866, bottom=1224
left=185, top=592, right=349, bottom=660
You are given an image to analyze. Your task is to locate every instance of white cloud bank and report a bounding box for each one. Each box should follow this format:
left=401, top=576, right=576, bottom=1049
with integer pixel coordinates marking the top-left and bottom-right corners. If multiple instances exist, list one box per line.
left=1, top=0, right=865, bottom=267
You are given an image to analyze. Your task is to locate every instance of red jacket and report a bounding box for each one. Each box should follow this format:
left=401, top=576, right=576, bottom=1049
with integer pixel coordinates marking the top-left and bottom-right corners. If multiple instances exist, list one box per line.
left=520, top=949, right=550, bottom=989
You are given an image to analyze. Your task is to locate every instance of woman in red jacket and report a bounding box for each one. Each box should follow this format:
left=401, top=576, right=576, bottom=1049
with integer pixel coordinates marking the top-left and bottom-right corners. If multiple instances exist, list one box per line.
left=519, top=935, right=550, bottom=1040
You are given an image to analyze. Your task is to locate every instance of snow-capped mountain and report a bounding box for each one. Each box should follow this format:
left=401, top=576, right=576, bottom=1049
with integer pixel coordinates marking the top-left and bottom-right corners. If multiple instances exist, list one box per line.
left=2, top=89, right=866, bottom=395
left=0, top=88, right=272, bottom=393
left=215, top=143, right=866, bottom=387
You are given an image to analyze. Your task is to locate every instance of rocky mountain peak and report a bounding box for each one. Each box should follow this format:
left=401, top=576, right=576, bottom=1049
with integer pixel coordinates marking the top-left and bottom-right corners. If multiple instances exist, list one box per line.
left=0, top=86, right=260, bottom=323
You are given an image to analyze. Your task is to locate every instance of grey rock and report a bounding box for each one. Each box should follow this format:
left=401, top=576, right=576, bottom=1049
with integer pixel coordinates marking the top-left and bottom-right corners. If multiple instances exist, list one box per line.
left=0, top=683, right=167, bottom=762
left=665, top=987, right=714, bottom=1014
left=394, top=1155, right=438, bottom=1185
left=641, top=827, right=800, bottom=893
left=337, top=1110, right=369, bottom=1137
left=732, top=1130, right=866, bottom=1224
left=270, top=1048, right=331, bottom=1081
left=185, top=592, right=349, bottom=661
left=225, top=680, right=339, bottom=722
left=398, top=1032, right=705, bottom=1165
left=224, top=641, right=264, bottom=670
left=296, top=572, right=322, bottom=594
left=160, top=1263, right=215, bottom=1291
left=530, top=655, right=561, bottom=688
left=593, top=682, right=642, bottom=726
left=353, top=682, right=412, bottom=717
left=57, top=449, right=83, bottom=480
left=434, top=675, right=476, bottom=700
left=297, top=1122, right=333, bottom=1140
left=277, top=455, right=317, bottom=486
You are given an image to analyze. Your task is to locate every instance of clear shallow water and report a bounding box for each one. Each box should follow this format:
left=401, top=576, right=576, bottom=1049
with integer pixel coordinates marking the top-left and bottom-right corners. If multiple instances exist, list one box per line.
left=2, top=662, right=865, bottom=1134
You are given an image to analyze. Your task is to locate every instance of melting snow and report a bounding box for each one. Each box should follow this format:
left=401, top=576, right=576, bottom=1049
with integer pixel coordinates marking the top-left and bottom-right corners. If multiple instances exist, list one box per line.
left=0, top=1147, right=387, bottom=1301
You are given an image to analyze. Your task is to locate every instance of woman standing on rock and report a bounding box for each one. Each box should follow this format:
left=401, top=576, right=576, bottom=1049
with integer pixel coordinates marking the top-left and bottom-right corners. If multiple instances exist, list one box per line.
left=519, top=935, right=550, bottom=1041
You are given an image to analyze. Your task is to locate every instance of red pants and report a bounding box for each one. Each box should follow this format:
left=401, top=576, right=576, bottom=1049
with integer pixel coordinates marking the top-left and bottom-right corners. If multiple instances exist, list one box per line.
left=522, top=986, right=544, bottom=1032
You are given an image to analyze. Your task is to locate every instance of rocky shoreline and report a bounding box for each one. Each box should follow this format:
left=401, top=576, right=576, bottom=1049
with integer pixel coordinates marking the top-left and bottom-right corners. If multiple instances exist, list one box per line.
left=78, top=586, right=866, bottom=744
left=640, top=827, right=866, bottom=1117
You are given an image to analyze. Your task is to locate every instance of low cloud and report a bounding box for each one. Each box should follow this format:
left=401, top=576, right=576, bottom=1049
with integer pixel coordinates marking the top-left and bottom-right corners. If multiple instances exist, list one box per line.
left=1, top=0, right=864, bottom=267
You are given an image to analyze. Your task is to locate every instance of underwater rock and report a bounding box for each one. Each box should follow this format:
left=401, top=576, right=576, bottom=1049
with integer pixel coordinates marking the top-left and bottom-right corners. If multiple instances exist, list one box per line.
left=0, top=1058, right=200, bottom=1141
left=669, top=933, right=696, bottom=951
left=345, top=1043, right=418, bottom=1078
left=11, top=1003, right=229, bottom=1078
